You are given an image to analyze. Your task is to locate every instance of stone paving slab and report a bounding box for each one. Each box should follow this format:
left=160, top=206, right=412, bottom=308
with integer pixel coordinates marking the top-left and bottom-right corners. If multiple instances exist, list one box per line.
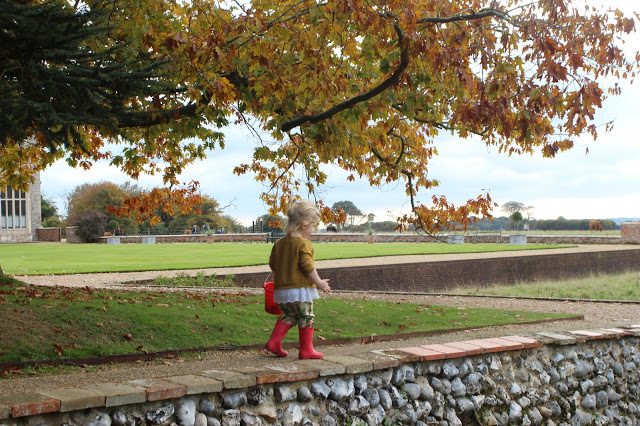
left=353, top=351, right=402, bottom=370
left=569, top=330, right=607, bottom=340
left=39, top=387, right=104, bottom=412
left=322, top=355, right=374, bottom=374
left=163, top=375, right=223, bottom=395
left=83, top=383, right=146, bottom=407
left=296, top=359, right=347, bottom=376
left=264, top=362, right=323, bottom=383
left=534, top=331, right=579, bottom=345
left=201, top=369, right=257, bottom=389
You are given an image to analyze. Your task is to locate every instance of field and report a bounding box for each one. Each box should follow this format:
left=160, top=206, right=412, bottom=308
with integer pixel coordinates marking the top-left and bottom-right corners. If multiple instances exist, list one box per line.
left=0, top=242, right=567, bottom=275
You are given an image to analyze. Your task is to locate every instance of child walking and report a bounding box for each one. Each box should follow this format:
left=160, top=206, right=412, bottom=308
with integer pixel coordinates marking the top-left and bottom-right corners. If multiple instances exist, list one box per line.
left=265, top=201, right=331, bottom=359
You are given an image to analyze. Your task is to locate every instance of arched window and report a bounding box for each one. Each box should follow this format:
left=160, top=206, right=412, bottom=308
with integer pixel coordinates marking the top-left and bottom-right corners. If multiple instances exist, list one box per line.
left=0, top=187, right=28, bottom=229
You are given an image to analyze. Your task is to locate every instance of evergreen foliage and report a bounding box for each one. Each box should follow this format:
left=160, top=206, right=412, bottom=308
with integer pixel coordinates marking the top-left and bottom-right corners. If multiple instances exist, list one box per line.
left=0, top=0, right=187, bottom=153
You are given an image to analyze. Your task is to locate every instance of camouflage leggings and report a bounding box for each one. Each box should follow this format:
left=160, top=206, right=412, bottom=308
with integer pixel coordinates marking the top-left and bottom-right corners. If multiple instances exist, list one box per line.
left=279, top=301, right=315, bottom=328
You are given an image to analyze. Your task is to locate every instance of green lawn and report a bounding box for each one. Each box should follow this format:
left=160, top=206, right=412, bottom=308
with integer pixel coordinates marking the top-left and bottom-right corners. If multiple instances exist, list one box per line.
left=455, top=271, right=640, bottom=301
left=0, top=242, right=568, bottom=275
left=0, top=277, right=576, bottom=364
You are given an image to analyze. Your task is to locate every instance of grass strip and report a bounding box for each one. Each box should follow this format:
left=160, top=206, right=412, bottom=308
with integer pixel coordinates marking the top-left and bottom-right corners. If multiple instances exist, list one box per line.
left=455, top=271, right=640, bottom=301
left=0, top=242, right=569, bottom=275
left=0, top=280, right=575, bottom=364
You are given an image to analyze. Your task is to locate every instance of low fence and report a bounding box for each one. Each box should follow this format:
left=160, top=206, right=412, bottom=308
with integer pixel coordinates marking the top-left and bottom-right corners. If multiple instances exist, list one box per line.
left=35, top=227, right=61, bottom=242
left=2, top=327, right=639, bottom=425
left=96, top=232, right=624, bottom=245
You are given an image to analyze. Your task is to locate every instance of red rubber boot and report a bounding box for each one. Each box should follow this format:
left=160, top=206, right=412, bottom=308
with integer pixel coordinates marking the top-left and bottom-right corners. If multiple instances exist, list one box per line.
left=298, top=326, right=323, bottom=359
left=265, top=320, right=293, bottom=357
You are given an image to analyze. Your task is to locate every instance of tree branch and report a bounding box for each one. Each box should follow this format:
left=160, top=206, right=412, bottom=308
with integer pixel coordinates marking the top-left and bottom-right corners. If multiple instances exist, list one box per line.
left=416, top=7, right=512, bottom=25
left=280, top=21, right=410, bottom=132
left=269, top=135, right=302, bottom=192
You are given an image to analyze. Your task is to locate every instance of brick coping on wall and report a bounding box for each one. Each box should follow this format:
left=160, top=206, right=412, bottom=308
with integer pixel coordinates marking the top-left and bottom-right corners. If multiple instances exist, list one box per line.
left=1, top=325, right=639, bottom=420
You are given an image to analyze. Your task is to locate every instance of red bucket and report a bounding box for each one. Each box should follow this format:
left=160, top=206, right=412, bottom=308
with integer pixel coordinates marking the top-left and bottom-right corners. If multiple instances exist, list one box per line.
left=263, top=281, right=283, bottom=315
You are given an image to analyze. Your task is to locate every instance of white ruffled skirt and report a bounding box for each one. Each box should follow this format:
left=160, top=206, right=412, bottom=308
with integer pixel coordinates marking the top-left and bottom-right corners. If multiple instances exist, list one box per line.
left=274, top=287, right=320, bottom=304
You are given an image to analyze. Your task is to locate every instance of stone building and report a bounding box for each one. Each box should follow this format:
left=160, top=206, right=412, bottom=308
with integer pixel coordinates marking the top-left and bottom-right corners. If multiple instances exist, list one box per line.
left=0, top=174, right=42, bottom=242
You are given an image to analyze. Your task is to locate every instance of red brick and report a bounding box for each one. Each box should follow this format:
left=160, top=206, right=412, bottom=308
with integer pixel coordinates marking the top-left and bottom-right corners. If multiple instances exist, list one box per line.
left=235, top=364, right=320, bottom=385
left=600, top=328, right=632, bottom=338
left=421, top=343, right=471, bottom=359
left=499, top=335, right=542, bottom=349
left=481, top=338, right=525, bottom=351
left=381, top=348, right=425, bottom=363
left=463, top=339, right=510, bottom=353
left=394, top=347, right=446, bottom=362
left=0, top=393, right=60, bottom=418
left=441, top=341, right=485, bottom=356
left=128, top=379, right=186, bottom=402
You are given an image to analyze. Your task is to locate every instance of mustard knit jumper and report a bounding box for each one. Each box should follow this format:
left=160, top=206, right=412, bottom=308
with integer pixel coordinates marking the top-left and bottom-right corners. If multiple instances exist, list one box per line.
left=269, top=235, right=315, bottom=289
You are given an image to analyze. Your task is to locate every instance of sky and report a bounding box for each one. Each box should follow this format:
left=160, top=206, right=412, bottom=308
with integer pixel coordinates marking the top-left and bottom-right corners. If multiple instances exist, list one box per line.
left=41, top=1, right=640, bottom=226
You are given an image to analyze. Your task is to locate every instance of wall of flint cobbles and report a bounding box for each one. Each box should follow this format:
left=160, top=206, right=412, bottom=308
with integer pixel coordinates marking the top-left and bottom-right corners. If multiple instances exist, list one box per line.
left=2, top=329, right=639, bottom=426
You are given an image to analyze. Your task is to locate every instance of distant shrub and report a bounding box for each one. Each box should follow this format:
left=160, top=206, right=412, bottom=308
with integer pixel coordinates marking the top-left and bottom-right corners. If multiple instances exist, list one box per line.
left=75, top=211, right=107, bottom=242
left=42, top=216, right=64, bottom=228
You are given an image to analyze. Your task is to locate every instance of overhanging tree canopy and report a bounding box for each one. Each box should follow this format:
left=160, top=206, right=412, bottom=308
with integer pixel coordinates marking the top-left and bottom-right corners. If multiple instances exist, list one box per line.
left=1, top=0, right=638, bottom=232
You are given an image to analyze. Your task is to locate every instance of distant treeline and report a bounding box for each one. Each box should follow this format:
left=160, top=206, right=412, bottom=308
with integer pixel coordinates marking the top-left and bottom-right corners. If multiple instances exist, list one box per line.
left=330, top=217, right=620, bottom=233
left=473, top=216, right=619, bottom=231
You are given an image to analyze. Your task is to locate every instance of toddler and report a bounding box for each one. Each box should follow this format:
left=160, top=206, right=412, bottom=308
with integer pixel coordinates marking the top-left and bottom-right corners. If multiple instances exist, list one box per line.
left=265, top=200, right=331, bottom=359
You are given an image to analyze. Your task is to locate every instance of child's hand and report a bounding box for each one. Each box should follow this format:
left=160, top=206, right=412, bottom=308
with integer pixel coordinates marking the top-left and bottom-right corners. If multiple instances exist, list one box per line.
left=309, top=269, right=331, bottom=292
left=316, top=278, right=331, bottom=293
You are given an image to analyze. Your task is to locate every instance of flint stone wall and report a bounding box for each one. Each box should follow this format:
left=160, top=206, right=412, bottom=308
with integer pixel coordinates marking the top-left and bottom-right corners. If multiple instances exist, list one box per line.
left=4, top=333, right=639, bottom=426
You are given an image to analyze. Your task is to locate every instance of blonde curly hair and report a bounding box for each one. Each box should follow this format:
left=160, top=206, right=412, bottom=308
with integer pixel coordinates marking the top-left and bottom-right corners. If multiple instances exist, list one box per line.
left=285, top=200, right=320, bottom=234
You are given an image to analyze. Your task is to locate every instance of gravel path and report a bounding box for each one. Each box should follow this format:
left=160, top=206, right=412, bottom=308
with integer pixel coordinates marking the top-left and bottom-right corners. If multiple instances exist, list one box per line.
left=2, top=245, right=639, bottom=397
